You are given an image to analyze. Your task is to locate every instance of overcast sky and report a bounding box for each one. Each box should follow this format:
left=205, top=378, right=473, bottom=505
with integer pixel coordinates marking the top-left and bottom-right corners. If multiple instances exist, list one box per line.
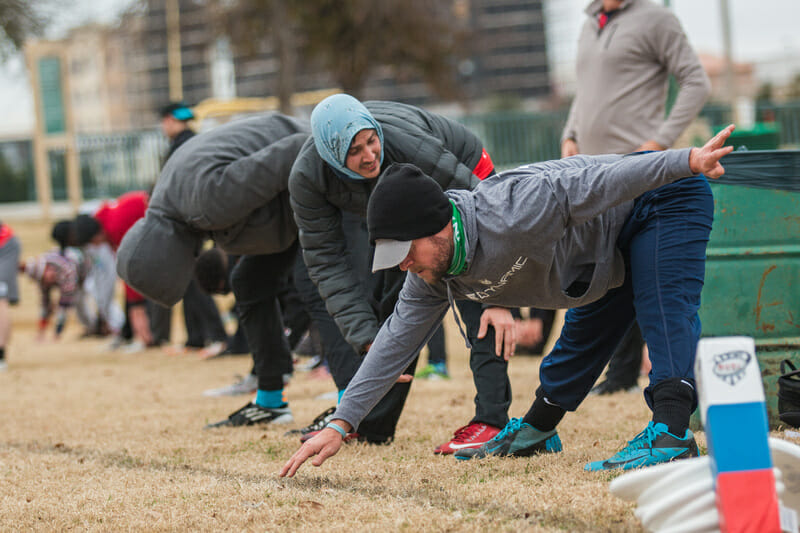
left=1, top=0, right=799, bottom=136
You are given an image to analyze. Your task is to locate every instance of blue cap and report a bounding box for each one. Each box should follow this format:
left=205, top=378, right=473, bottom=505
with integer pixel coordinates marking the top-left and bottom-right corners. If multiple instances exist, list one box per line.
left=159, top=102, right=194, bottom=121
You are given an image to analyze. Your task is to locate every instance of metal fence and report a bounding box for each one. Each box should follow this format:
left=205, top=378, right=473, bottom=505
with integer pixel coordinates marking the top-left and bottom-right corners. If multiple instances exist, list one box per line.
left=460, top=109, right=568, bottom=170
left=756, top=101, right=800, bottom=148
left=3, top=101, right=800, bottom=205
left=77, top=130, right=166, bottom=199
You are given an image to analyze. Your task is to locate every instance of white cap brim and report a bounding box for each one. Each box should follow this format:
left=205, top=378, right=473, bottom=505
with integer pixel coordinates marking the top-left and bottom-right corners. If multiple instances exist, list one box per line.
left=371, top=239, right=412, bottom=272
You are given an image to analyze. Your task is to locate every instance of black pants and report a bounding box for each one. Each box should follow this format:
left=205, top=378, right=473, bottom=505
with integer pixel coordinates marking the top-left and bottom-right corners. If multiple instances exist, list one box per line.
left=457, top=299, right=511, bottom=428
left=147, top=300, right=171, bottom=345
left=276, top=265, right=312, bottom=350
left=147, top=278, right=227, bottom=347
left=426, top=324, right=446, bottom=365
left=231, top=242, right=298, bottom=392
left=183, top=278, right=227, bottom=347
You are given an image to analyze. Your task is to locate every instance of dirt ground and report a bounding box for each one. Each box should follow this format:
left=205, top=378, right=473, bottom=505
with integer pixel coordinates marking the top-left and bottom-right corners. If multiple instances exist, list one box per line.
left=0, top=218, right=789, bottom=532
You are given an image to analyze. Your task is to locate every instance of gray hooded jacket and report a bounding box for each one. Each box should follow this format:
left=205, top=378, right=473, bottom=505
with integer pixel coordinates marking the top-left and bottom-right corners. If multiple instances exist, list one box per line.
left=117, top=113, right=309, bottom=306
left=288, top=101, right=484, bottom=352
left=333, top=148, right=696, bottom=431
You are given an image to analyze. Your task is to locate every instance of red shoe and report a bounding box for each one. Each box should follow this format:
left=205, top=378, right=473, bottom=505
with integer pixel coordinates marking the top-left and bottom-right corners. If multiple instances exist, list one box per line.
left=433, top=422, right=501, bottom=455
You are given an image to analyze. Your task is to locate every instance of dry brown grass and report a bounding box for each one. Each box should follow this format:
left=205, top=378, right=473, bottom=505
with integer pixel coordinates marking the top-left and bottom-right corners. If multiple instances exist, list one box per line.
left=1, top=219, right=692, bottom=532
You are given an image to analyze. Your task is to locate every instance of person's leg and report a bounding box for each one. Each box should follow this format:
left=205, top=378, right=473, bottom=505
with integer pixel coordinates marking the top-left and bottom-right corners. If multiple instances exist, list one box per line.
left=628, top=176, right=713, bottom=434
left=87, top=243, right=124, bottom=335
left=592, top=322, right=644, bottom=393
left=455, top=285, right=636, bottom=461
left=426, top=325, right=446, bottom=365
left=291, top=248, right=359, bottom=390
left=224, top=303, right=250, bottom=354
left=0, top=235, right=20, bottom=368
left=0, top=299, right=9, bottom=370
left=206, top=244, right=298, bottom=427
left=147, top=300, right=172, bottom=346
left=583, top=176, right=713, bottom=471
left=415, top=323, right=448, bottom=378
left=433, top=300, right=511, bottom=454
left=457, top=299, right=511, bottom=428
left=276, top=271, right=311, bottom=350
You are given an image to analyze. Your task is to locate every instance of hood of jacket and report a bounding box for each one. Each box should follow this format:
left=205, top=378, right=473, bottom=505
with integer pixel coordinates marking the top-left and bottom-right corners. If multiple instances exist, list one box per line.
left=310, top=93, right=384, bottom=181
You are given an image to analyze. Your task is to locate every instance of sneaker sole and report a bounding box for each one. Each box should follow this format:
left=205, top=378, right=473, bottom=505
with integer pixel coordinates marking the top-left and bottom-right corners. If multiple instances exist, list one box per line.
left=204, top=413, right=294, bottom=429
left=454, top=434, right=562, bottom=461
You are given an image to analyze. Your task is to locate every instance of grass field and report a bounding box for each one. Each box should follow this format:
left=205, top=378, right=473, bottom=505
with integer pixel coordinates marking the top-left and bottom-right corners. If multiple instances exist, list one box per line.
left=0, top=218, right=791, bottom=532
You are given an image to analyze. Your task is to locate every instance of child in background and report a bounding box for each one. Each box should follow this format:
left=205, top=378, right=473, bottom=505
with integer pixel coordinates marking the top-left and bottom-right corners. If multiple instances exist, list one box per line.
left=21, top=250, right=91, bottom=341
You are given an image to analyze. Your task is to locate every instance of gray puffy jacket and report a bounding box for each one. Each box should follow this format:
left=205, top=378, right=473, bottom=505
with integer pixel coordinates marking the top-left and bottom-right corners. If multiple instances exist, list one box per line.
left=117, top=113, right=309, bottom=306
left=288, top=101, right=485, bottom=352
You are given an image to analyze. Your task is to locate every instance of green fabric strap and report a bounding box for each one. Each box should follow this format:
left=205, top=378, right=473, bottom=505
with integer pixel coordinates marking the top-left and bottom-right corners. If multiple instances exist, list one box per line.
left=447, top=201, right=467, bottom=276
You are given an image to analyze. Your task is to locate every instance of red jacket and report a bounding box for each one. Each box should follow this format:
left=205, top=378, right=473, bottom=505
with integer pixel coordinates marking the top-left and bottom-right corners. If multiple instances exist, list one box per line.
left=94, top=191, right=148, bottom=302
left=0, top=223, right=13, bottom=248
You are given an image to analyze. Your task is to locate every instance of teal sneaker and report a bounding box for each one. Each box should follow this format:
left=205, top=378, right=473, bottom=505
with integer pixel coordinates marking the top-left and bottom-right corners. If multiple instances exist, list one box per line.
left=415, top=362, right=450, bottom=380
left=454, top=417, right=562, bottom=460
left=584, top=421, right=699, bottom=472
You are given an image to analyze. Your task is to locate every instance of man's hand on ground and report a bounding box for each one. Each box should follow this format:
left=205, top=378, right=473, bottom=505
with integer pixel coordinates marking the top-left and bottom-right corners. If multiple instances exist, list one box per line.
left=689, top=124, right=735, bottom=179
left=279, top=425, right=346, bottom=478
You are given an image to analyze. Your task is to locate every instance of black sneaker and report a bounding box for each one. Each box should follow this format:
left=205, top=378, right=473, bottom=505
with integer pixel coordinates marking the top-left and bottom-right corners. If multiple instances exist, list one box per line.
left=589, top=379, right=639, bottom=396
left=284, top=406, right=336, bottom=437
left=779, top=359, right=800, bottom=428
left=204, top=402, right=293, bottom=428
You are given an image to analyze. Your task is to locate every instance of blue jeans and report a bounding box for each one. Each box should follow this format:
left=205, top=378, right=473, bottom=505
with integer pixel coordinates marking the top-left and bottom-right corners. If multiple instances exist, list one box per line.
left=539, top=176, right=714, bottom=411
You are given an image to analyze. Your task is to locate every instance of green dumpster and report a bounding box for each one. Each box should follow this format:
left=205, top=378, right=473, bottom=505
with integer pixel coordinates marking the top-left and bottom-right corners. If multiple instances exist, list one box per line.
left=695, top=150, right=800, bottom=428
left=715, top=122, right=780, bottom=150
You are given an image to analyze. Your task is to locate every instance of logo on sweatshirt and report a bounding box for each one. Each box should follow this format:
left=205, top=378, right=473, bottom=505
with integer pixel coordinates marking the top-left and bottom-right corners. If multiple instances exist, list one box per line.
left=465, top=257, right=528, bottom=300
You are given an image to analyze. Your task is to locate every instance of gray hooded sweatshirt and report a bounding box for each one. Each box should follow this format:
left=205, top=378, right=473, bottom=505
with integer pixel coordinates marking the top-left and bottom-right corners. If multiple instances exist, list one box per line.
left=333, top=148, right=696, bottom=431
left=561, top=0, right=710, bottom=154
left=117, top=113, right=309, bottom=307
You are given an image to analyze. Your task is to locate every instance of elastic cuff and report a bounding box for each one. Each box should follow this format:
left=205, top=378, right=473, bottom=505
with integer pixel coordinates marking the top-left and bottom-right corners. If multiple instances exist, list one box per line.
left=325, top=422, right=347, bottom=439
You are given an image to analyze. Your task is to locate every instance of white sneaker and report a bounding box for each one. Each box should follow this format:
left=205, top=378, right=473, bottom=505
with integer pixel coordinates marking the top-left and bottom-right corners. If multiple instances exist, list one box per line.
left=106, top=335, right=125, bottom=351
left=203, top=373, right=258, bottom=397
left=0, top=360, right=7, bottom=372
left=197, top=341, right=226, bottom=360
left=121, top=340, right=146, bottom=354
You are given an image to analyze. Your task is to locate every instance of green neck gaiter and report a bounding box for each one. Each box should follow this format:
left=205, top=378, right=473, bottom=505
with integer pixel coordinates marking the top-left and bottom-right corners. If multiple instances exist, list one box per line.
left=447, top=200, right=467, bottom=276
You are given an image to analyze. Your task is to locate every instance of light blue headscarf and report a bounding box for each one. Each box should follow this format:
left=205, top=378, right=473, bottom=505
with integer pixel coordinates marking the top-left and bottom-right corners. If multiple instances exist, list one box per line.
left=310, top=93, right=384, bottom=181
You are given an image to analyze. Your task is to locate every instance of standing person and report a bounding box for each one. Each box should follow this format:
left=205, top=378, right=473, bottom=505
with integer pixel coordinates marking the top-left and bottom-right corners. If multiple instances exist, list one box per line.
left=280, top=126, right=735, bottom=477
left=561, top=0, right=711, bottom=395
left=288, top=94, right=514, bottom=452
left=116, top=113, right=311, bottom=428
left=160, top=101, right=197, bottom=160
left=74, top=191, right=153, bottom=349
left=0, top=221, right=21, bottom=371
left=155, top=102, right=229, bottom=356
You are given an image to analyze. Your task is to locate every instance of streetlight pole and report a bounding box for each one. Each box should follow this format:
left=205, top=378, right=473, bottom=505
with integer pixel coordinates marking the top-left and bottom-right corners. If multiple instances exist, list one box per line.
left=166, top=0, right=183, bottom=101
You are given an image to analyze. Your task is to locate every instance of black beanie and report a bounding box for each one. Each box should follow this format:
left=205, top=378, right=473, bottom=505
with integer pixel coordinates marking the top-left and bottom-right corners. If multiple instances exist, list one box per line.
left=367, top=163, right=452, bottom=244
left=51, top=219, right=76, bottom=250
left=74, top=214, right=101, bottom=246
